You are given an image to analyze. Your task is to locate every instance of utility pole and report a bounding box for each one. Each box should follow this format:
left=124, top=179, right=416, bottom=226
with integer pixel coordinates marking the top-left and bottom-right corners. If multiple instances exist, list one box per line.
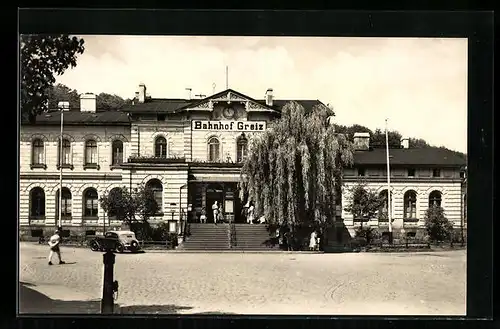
left=385, top=118, right=393, bottom=244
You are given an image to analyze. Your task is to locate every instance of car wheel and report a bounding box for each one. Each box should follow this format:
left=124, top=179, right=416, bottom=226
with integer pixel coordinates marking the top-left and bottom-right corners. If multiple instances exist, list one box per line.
left=90, top=240, right=100, bottom=252
left=116, top=244, right=124, bottom=253
left=130, top=241, right=139, bottom=253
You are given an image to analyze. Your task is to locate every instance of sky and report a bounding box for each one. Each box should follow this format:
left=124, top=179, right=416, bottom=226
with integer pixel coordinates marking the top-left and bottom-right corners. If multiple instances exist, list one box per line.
left=55, top=36, right=467, bottom=153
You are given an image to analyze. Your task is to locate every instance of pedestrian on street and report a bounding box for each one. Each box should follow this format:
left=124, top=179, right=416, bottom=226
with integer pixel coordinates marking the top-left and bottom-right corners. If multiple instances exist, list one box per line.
left=48, top=229, right=65, bottom=265
left=309, top=230, right=318, bottom=251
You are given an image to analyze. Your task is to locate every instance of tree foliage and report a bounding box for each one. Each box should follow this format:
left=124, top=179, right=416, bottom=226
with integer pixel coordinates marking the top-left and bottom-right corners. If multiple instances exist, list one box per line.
left=46, top=83, right=130, bottom=111
left=20, top=35, right=85, bottom=122
left=424, top=205, right=454, bottom=242
left=239, top=101, right=354, bottom=230
left=99, top=185, right=159, bottom=227
left=344, top=182, right=384, bottom=227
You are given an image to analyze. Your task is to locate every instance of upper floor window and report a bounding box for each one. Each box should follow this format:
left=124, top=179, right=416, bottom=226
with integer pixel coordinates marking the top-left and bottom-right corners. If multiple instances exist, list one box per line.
left=112, top=140, right=124, bottom=165
left=32, top=139, right=44, bottom=165
left=29, top=187, right=45, bottom=218
left=407, top=168, right=416, bottom=177
left=83, top=188, right=98, bottom=217
left=429, top=190, right=442, bottom=207
left=155, top=137, right=167, bottom=158
left=58, top=139, right=71, bottom=165
left=208, top=137, right=220, bottom=162
left=432, top=169, right=441, bottom=177
left=403, top=190, right=417, bottom=219
left=236, top=135, right=248, bottom=163
left=357, top=168, right=366, bottom=177
left=85, top=140, right=98, bottom=165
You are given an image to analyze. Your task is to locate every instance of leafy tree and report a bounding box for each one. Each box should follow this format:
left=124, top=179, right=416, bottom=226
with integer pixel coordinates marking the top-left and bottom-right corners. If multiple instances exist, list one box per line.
left=20, top=35, right=85, bottom=122
left=424, top=205, right=454, bottom=242
left=47, top=83, right=81, bottom=109
left=96, top=92, right=131, bottom=110
left=99, top=185, right=159, bottom=238
left=409, top=137, right=430, bottom=148
left=344, top=182, right=384, bottom=228
left=239, top=101, right=354, bottom=234
left=370, top=128, right=403, bottom=148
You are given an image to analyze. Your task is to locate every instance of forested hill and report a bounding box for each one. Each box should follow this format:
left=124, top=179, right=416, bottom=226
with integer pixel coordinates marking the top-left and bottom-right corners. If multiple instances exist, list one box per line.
left=333, top=124, right=466, bottom=159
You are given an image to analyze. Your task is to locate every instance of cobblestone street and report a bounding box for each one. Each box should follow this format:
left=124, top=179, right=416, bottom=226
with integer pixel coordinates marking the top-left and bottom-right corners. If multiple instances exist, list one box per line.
left=19, top=242, right=466, bottom=315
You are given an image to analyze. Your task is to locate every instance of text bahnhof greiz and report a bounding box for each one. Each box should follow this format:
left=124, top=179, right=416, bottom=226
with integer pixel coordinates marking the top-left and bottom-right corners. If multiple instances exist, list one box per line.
left=192, top=120, right=266, bottom=132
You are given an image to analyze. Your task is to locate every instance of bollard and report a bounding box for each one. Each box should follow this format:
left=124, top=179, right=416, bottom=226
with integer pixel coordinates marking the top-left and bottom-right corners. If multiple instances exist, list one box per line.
left=101, top=250, right=116, bottom=314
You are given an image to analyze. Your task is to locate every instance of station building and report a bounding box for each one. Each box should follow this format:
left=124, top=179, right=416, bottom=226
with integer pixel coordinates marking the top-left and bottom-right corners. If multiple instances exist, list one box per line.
left=19, top=83, right=467, bottom=240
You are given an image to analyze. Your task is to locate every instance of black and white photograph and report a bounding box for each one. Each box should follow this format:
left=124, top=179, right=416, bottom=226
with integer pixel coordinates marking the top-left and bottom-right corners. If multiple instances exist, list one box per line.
left=19, top=34, right=468, bottom=316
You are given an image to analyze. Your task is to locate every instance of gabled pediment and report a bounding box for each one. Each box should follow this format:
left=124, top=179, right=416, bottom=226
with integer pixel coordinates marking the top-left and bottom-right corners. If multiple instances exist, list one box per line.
left=183, top=89, right=277, bottom=113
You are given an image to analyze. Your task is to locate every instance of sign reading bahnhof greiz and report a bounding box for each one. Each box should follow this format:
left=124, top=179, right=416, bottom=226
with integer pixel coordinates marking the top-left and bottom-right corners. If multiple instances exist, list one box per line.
left=192, top=120, right=267, bottom=132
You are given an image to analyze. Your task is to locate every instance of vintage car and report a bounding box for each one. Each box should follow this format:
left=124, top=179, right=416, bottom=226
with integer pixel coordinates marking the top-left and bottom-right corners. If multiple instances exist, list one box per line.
left=88, top=230, right=141, bottom=253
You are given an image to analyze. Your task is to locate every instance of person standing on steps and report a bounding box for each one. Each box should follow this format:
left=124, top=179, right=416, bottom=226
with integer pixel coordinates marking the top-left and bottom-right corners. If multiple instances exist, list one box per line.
left=247, top=201, right=255, bottom=224
left=212, top=200, right=219, bottom=224
left=48, top=229, right=65, bottom=265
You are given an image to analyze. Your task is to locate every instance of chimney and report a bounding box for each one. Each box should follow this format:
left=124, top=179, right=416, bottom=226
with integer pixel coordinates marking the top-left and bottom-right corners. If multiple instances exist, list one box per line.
left=401, top=137, right=410, bottom=149
left=186, top=88, right=192, bottom=100
left=138, top=83, right=146, bottom=103
left=353, top=132, right=370, bottom=150
left=80, top=93, right=96, bottom=113
left=265, top=88, right=273, bottom=106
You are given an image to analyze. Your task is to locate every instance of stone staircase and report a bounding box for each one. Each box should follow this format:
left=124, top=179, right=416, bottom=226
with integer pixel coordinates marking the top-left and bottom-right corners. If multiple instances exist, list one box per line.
left=231, top=224, right=280, bottom=251
left=180, top=223, right=230, bottom=250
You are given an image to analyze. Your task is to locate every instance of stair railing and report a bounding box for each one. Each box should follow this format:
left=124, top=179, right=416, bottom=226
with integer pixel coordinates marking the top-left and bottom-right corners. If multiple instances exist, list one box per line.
left=229, top=217, right=237, bottom=249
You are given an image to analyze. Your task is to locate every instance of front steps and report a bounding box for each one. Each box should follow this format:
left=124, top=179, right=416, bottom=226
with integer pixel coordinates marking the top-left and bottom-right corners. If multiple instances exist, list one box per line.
left=179, top=223, right=280, bottom=251
left=180, top=223, right=230, bottom=250
left=231, top=224, right=280, bottom=251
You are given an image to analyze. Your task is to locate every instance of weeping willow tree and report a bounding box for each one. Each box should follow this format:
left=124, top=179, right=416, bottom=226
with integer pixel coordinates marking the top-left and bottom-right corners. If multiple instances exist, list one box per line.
left=239, top=101, right=354, bottom=231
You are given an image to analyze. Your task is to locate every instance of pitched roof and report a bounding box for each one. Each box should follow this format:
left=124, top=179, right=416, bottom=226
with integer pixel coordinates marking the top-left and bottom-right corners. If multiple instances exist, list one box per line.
left=24, top=110, right=130, bottom=125
left=121, top=99, right=191, bottom=113
left=353, top=147, right=467, bottom=167
left=120, top=89, right=326, bottom=114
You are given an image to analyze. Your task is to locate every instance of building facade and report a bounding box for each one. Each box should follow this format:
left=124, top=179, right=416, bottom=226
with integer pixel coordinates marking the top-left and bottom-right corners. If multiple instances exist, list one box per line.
left=19, top=84, right=467, bottom=239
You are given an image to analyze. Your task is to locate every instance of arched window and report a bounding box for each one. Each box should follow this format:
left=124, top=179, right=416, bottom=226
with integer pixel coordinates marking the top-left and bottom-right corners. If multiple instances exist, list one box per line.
left=146, top=179, right=163, bottom=213
left=404, top=190, right=417, bottom=219
left=112, top=140, right=124, bottom=165
left=32, top=139, right=44, bottom=165
left=236, top=135, right=248, bottom=163
left=30, top=187, right=45, bottom=218
left=429, top=190, right=442, bottom=207
left=155, top=137, right=167, bottom=158
left=85, top=140, right=98, bottom=165
left=378, top=190, right=392, bottom=220
left=58, top=139, right=71, bottom=165
left=56, top=187, right=72, bottom=219
left=83, top=188, right=99, bottom=217
left=208, top=137, right=220, bottom=162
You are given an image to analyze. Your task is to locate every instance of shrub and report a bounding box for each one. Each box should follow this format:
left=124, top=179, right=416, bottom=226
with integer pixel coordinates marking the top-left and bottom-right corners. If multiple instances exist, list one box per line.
left=424, top=206, right=454, bottom=242
left=354, top=226, right=380, bottom=245
left=151, top=222, right=170, bottom=241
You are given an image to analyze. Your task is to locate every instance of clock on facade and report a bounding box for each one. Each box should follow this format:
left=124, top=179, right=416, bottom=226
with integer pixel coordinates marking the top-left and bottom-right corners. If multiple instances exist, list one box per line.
left=223, top=107, right=235, bottom=119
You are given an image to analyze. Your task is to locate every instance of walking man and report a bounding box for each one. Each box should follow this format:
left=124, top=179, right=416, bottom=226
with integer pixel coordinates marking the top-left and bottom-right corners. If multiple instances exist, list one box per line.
left=48, top=229, right=65, bottom=265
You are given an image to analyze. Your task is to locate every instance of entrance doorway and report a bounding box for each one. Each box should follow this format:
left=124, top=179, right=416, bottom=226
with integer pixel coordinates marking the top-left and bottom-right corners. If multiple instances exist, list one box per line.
left=206, top=184, right=224, bottom=223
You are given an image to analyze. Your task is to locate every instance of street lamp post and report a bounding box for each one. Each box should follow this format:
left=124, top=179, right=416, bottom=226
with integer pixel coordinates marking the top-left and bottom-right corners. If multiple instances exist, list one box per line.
left=57, top=101, right=69, bottom=230
left=385, top=119, right=393, bottom=244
